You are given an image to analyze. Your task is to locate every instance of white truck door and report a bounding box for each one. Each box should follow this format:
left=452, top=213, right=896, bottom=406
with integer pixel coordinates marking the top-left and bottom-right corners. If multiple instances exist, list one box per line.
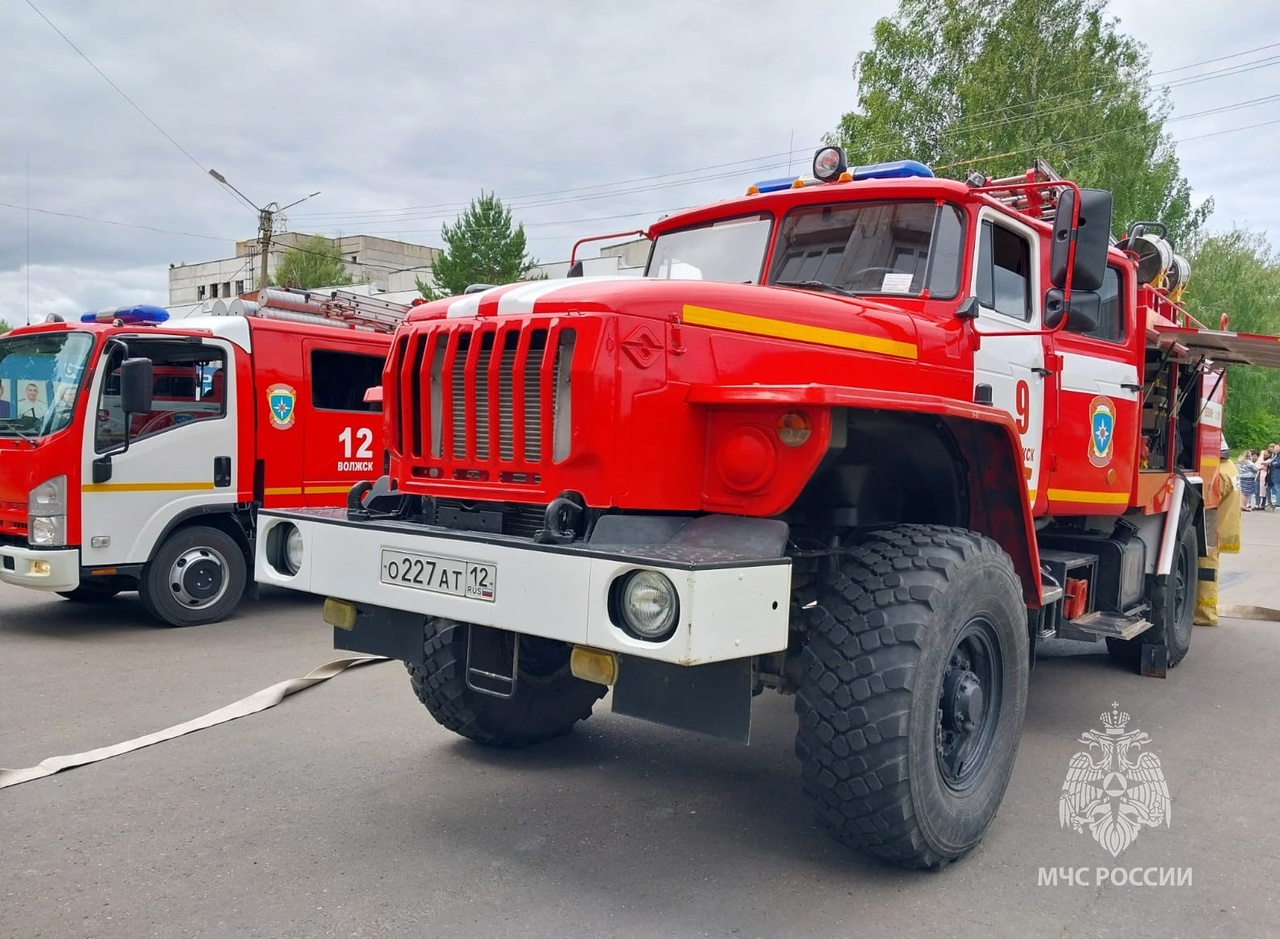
left=79, top=338, right=238, bottom=567
left=970, top=212, right=1046, bottom=508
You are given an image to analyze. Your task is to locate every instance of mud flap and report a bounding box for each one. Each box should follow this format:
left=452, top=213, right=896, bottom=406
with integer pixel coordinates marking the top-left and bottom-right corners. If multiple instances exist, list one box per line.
left=1140, top=643, right=1168, bottom=679
left=333, top=605, right=426, bottom=667
left=611, top=655, right=754, bottom=743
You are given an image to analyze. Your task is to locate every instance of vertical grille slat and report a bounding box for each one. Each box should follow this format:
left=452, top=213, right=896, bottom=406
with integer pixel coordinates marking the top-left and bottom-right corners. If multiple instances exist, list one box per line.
left=498, top=331, right=518, bottom=460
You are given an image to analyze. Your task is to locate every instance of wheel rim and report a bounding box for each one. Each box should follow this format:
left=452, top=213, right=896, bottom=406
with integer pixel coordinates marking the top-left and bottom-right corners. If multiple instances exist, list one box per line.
left=936, top=616, right=1004, bottom=792
left=167, top=546, right=229, bottom=609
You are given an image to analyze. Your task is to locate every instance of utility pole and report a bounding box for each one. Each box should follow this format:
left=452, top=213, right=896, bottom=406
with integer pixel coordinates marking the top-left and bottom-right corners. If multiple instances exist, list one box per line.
left=208, top=169, right=320, bottom=290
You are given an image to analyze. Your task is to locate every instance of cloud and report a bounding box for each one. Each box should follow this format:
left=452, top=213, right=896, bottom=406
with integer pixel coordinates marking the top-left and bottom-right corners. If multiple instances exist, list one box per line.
left=2, top=0, right=1279, bottom=326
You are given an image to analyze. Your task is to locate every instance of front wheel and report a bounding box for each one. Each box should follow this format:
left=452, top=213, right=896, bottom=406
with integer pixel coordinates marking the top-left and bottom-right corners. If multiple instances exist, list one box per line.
left=139, top=526, right=247, bottom=627
left=795, top=525, right=1030, bottom=869
left=408, top=620, right=606, bottom=748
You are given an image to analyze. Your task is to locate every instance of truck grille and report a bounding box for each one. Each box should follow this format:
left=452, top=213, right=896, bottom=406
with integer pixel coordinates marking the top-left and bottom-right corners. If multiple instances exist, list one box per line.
left=393, top=323, right=577, bottom=472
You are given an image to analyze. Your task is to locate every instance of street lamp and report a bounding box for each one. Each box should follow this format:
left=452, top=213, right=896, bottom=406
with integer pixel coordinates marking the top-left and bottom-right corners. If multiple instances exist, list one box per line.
left=208, top=169, right=321, bottom=290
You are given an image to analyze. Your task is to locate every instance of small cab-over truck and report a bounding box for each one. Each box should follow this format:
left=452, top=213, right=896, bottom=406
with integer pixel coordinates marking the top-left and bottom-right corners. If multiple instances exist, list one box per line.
left=256, top=149, right=1280, bottom=867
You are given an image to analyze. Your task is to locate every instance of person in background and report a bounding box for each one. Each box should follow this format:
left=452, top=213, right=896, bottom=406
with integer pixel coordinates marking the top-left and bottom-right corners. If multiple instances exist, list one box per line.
left=1258, top=447, right=1272, bottom=510
left=0, top=383, right=9, bottom=419
left=1238, top=449, right=1259, bottom=511
left=1269, top=444, right=1280, bottom=509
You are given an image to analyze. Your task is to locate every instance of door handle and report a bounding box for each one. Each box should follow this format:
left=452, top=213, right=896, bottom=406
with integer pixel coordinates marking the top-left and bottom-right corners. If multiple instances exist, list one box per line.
left=1032, top=367, right=1053, bottom=377
left=1121, top=383, right=1142, bottom=392
left=214, top=456, right=231, bottom=488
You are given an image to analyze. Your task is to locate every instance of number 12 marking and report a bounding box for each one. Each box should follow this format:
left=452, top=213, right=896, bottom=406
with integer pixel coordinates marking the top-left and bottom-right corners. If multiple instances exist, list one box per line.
left=339, top=426, right=374, bottom=459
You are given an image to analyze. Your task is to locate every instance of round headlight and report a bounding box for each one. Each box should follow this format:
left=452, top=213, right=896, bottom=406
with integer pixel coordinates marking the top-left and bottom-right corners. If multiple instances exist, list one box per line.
left=285, top=526, right=304, bottom=574
left=618, top=570, right=679, bottom=641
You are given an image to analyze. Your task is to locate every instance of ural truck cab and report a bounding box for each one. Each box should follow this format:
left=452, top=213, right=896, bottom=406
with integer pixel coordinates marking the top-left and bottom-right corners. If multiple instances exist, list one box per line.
left=256, top=151, right=1277, bottom=867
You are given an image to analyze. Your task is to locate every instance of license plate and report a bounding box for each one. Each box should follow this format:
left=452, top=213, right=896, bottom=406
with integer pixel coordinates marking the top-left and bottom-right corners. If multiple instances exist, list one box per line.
left=380, top=548, right=497, bottom=602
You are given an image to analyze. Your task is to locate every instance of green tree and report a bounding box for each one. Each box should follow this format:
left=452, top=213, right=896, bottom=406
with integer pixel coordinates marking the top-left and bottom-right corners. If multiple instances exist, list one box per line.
left=271, top=235, right=353, bottom=289
left=830, top=0, right=1211, bottom=245
left=1182, top=229, right=1280, bottom=447
left=0, top=320, right=11, bottom=335
left=416, top=192, right=540, bottom=300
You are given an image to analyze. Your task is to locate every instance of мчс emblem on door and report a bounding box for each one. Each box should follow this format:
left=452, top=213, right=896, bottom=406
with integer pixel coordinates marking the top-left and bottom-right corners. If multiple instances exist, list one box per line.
left=267, top=384, right=297, bottom=430
left=1088, top=396, right=1115, bottom=467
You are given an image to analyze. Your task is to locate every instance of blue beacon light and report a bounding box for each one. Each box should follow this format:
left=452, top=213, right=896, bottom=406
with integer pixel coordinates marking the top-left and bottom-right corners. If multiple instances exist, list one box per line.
left=80, top=304, right=171, bottom=325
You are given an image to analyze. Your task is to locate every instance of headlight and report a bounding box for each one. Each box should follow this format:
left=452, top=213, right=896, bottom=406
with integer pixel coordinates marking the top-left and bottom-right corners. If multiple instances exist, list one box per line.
left=28, top=475, right=67, bottom=546
left=29, top=515, right=66, bottom=547
left=29, top=475, right=66, bottom=516
left=285, top=526, right=304, bottom=574
left=270, top=523, right=303, bottom=576
left=614, top=570, right=679, bottom=642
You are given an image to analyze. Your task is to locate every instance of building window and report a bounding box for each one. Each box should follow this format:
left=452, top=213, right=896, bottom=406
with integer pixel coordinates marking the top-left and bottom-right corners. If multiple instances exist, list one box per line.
left=235, top=280, right=245, bottom=296
left=223, top=282, right=231, bottom=297
left=210, top=283, right=219, bottom=299
left=197, top=285, right=207, bottom=301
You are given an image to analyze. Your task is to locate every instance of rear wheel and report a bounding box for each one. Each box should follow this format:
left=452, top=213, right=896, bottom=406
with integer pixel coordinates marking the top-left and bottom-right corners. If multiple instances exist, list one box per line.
left=139, top=526, right=247, bottom=627
left=794, top=525, right=1029, bottom=869
left=1107, top=523, right=1197, bottom=670
left=408, top=620, right=606, bottom=748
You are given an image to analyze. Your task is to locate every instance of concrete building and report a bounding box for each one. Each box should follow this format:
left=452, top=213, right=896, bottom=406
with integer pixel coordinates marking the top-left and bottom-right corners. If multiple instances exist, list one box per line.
left=168, top=232, right=440, bottom=306
left=168, top=233, right=649, bottom=309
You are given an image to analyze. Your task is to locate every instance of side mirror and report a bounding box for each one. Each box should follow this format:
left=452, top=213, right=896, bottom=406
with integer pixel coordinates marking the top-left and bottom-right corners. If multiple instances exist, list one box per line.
left=566, top=260, right=584, bottom=278
left=1044, top=288, right=1100, bottom=332
left=1049, top=188, right=1113, bottom=292
left=120, top=357, right=154, bottom=414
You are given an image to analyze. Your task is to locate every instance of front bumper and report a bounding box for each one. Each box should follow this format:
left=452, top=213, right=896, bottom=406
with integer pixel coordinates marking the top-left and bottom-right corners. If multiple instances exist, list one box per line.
left=256, top=508, right=792, bottom=666
left=0, top=545, right=80, bottom=592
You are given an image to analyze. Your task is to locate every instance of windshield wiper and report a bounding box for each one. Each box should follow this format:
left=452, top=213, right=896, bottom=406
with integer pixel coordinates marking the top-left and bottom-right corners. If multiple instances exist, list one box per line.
left=0, top=420, right=39, bottom=444
left=773, top=279, right=859, bottom=298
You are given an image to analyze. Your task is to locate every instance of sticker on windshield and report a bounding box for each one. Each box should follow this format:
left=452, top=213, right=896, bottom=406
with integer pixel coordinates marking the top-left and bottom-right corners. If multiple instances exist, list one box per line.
left=880, top=272, right=914, bottom=293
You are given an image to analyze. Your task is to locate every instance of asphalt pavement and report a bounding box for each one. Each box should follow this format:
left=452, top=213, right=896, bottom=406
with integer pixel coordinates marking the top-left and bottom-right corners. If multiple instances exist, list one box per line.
left=3, top=516, right=1280, bottom=939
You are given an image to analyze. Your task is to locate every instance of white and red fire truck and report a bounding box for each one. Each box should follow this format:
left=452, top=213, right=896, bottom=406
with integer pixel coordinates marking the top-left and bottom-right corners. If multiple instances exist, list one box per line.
left=255, top=150, right=1280, bottom=868
left=0, top=288, right=406, bottom=626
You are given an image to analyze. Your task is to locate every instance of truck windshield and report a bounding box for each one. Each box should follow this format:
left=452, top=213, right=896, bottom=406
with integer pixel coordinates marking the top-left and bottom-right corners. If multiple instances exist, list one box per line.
left=769, top=201, right=965, bottom=299
left=645, top=213, right=772, bottom=283
left=0, top=330, right=95, bottom=439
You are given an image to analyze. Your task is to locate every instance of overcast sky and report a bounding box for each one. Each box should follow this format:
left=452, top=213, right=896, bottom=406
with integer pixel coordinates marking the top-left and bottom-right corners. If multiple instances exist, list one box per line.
left=3, top=0, right=1279, bottom=325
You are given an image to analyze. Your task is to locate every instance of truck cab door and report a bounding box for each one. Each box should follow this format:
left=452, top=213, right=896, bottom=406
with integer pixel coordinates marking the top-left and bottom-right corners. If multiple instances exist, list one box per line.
left=81, top=338, right=237, bottom=566
left=1047, top=265, right=1140, bottom=512
left=970, top=212, right=1046, bottom=511
left=298, top=341, right=387, bottom=507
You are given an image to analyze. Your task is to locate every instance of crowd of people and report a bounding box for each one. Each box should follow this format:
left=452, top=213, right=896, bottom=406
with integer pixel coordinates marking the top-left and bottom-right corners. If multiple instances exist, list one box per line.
left=1236, top=443, right=1280, bottom=510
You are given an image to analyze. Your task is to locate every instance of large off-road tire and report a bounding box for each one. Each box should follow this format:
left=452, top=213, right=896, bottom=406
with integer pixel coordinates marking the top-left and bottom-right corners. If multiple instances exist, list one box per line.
left=408, top=619, right=607, bottom=748
left=139, top=525, right=247, bottom=627
left=795, top=525, right=1030, bottom=869
left=1107, top=522, right=1197, bottom=670
left=57, top=581, right=122, bottom=602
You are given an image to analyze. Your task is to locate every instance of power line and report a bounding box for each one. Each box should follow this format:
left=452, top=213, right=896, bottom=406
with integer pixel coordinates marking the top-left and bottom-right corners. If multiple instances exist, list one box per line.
left=0, top=202, right=229, bottom=241
left=293, top=41, right=1280, bottom=227
left=20, top=0, right=244, bottom=213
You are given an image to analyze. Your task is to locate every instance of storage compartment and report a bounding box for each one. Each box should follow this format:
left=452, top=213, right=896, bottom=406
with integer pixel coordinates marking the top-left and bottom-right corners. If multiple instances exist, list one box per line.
left=1038, top=527, right=1146, bottom=612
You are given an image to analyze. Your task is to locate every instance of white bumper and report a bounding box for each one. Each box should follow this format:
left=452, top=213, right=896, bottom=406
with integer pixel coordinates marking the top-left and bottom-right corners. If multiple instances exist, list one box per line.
left=256, top=510, right=792, bottom=666
left=0, top=545, right=80, bottom=592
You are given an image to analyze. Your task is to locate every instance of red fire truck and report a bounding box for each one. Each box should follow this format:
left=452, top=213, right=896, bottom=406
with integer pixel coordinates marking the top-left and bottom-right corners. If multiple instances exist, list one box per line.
left=255, top=150, right=1280, bottom=868
left=0, top=289, right=405, bottom=626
